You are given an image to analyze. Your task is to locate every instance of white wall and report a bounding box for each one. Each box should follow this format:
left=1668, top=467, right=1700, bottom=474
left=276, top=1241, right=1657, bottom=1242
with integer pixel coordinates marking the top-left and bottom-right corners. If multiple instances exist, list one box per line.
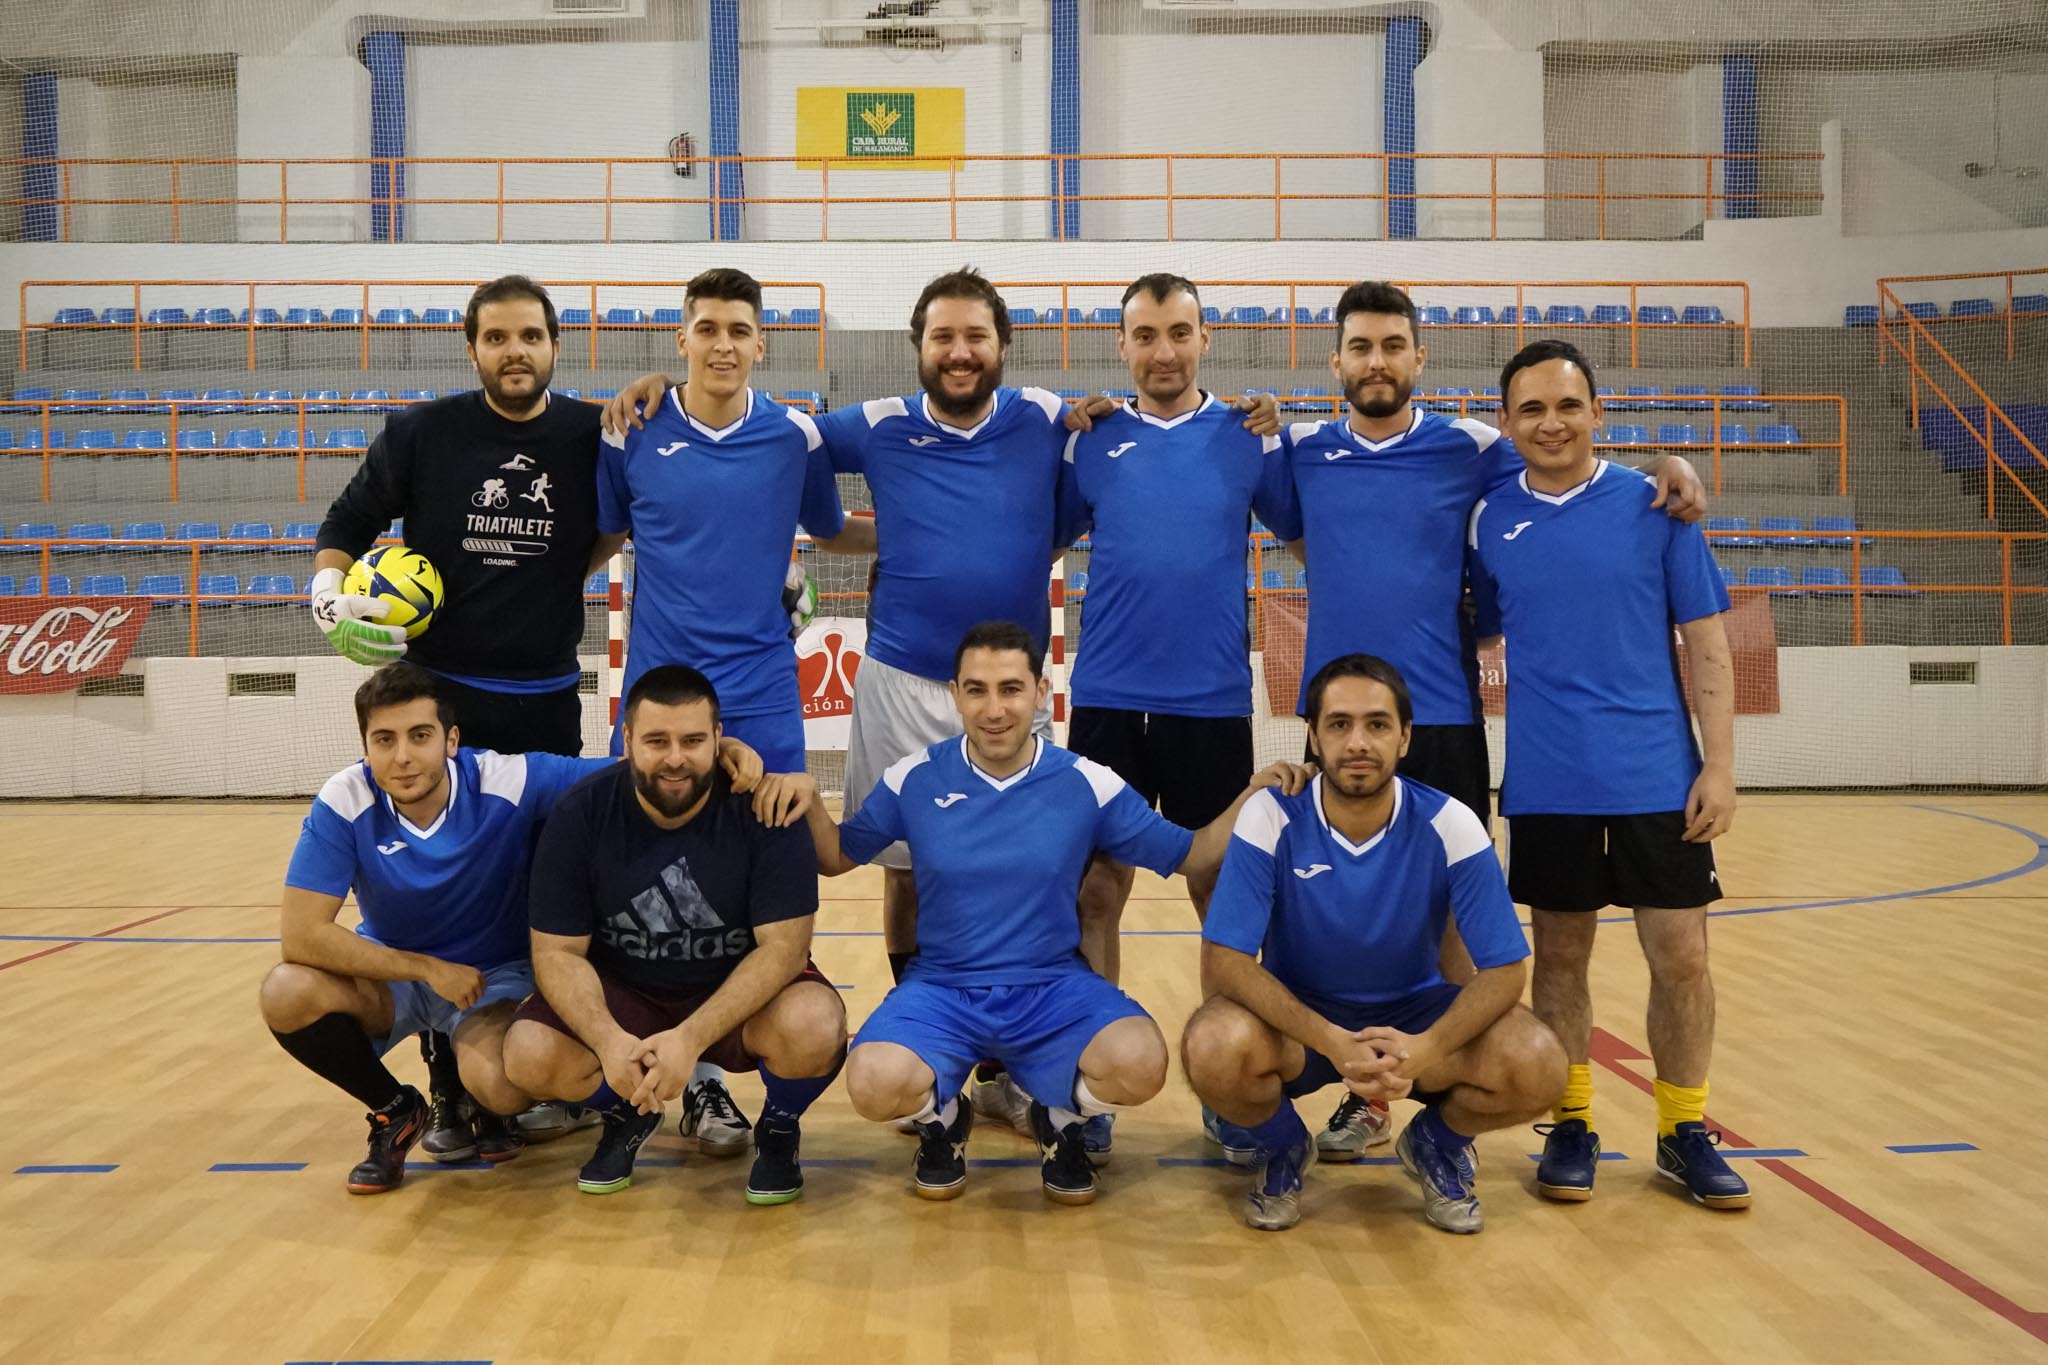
left=1079, top=2, right=1385, bottom=241
left=408, top=36, right=712, bottom=243
left=52, top=70, right=236, bottom=245
left=236, top=58, right=372, bottom=243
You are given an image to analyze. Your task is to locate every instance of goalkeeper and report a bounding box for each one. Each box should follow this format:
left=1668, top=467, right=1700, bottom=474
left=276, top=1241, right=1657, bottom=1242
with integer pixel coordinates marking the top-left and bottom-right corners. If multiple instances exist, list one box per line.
left=313, top=274, right=610, bottom=759
left=585, top=267, right=876, bottom=772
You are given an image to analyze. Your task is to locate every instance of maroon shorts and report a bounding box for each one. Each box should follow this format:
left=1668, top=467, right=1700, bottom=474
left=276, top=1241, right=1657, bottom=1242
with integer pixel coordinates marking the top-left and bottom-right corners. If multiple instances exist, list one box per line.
left=514, top=961, right=832, bottom=1073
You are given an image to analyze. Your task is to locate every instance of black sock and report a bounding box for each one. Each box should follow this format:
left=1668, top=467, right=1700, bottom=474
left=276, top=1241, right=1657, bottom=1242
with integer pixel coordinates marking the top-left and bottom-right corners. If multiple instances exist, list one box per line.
left=272, top=1013, right=409, bottom=1112
left=419, top=1030, right=464, bottom=1098
left=887, top=950, right=916, bottom=985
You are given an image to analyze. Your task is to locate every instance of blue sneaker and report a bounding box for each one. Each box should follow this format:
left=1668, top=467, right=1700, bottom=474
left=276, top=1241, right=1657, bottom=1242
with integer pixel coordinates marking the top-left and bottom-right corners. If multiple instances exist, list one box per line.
left=1201, top=1106, right=1258, bottom=1167
left=1396, top=1116, right=1483, bottom=1233
left=1244, top=1137, right=1310, bottom=1231
left=1535, top=1119, right=1600, bottom=1201
left=1082, top=1112, right=1114, bottom=1168
left=1656, top=1122, right=1752, bottom=1210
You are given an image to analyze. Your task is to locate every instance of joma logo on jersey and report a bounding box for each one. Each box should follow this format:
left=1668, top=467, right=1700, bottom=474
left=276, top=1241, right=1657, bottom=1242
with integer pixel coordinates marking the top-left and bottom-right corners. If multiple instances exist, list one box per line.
left=1106, top=442, right=1136, bottom=459
left=907, top=435, right=940, bottom=448
left=1503, top=521, right=1534, bottom=541
left=1292, top=863, right=1332, bottom=880
left=934, top=792, right=969, bottom=808
left=657, top=441, right=690, bottom=457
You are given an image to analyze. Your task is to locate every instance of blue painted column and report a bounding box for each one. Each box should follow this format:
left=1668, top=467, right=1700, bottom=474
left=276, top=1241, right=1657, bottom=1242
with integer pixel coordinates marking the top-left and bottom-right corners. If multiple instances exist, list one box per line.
left=363, top=32, right=405, bottom=242
left=1723, top=54, right=1759, bottom=219
left=22, top=73, right=57, bottom=241
left=1050, top=0, right=1080, bottom=240
left=1384, top=18, right=1421, bottom=240
left=709, top=0, right=743, bottom=241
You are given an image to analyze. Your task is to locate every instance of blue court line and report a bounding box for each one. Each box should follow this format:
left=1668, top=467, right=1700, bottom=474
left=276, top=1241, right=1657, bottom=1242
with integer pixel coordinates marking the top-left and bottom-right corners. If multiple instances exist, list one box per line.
left=15, top=1163, right=116, bottom=1173
left=967, top=1158, right=1039, bottom=1168
left=1887, top=1142, right=1979, bottom=1154
left=1523, top=1151, right=1632, bottom=1162
left=1718, top=1148, right=1808, bottom=1159
left=211, top=1162, right=307, bottom=1172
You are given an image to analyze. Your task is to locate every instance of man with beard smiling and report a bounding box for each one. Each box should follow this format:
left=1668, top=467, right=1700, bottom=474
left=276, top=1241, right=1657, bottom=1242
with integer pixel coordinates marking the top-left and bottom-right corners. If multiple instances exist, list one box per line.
left=503, top=665, right=846, bottom=1205
left=1181, top=654, right=1564, bottom=1234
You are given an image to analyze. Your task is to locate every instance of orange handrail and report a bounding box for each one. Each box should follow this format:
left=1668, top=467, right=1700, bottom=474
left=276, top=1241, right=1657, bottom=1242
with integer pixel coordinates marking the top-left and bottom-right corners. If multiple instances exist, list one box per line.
left=1875, top=279, right=2048, bottom=526
left=19, top=279, right=829, bottom=371
left=995, top=278, right=1752, bottom=368
left=1875, top=267, right=2047, bottom=363
left=0, top=151, right=1825, bottom=245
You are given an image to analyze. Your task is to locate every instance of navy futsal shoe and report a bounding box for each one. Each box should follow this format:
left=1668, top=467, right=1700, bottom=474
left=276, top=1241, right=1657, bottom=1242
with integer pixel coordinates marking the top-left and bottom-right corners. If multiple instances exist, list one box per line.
left=1534, top=1119, right=1599, bottom=1201
left=577, top=1109, right=661, bottom=1195
left=746, top=1117, right=804, bottom=1206
left=1030, top=1102, right=1098, bottom=1206
left=1082, top=1112, right=1114, bottom=1168
left=1656, top=1122, right=1752, bottom=1210
left=912, top=1095, right=974, bottom=1200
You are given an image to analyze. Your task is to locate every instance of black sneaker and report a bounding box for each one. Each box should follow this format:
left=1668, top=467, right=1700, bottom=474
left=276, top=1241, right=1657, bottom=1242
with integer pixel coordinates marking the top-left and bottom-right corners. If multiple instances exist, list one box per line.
left=912, top=1094, right=974, bottom=1200
left=746, top=1117, right=804, bottom=1206
left=1030, top=1101, right=1098, bottom=1206
left=419, top=1089, right=477, bottom=1164
left=346, top=1086, right=427, bottom=1195
left=473, top=1109, right=524, bottom=1163
left=577, top=1109, right=662, bottom=1195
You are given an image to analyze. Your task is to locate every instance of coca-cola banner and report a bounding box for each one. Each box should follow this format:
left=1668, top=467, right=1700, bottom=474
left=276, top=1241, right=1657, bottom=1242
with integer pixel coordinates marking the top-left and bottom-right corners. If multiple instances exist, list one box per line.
left=796, top=616, right=866, bottom=750
left=0, top=598, right=153, bottom=695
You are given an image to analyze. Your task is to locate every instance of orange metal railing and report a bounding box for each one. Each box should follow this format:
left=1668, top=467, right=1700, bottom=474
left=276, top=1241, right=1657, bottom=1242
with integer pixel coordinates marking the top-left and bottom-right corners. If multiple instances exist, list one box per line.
left=2, top=393, right=817, bottom=504
left=994, top=278, right=1752, bottom=368
left=19, top=279, right=829, bottom=371
left=1874, top=278, right=2048, bottom=527
left=0, top=151, right=1825, bottom=245
left=1875, top=267, right=2048, bottom=364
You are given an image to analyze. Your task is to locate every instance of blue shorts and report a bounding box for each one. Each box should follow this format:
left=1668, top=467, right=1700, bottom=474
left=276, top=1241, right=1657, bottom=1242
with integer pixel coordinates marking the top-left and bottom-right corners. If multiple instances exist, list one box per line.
left=1282, top=981, right=1462, bottom=1100
left=609, top=705, right=807, bottom=773
left=369, top=960, right=535, bottom=1056
left=852, top=973, right=1149, bottom=1108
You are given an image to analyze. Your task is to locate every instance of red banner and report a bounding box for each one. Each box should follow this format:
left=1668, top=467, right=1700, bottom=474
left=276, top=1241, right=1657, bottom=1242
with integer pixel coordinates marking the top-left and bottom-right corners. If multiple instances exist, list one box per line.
left=0, top=598, right=153, bottom=695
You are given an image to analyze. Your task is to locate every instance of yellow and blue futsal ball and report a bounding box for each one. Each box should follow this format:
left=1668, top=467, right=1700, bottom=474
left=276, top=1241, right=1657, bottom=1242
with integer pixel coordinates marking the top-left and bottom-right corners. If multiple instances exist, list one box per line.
left=342, top=545, right=443, bottom=641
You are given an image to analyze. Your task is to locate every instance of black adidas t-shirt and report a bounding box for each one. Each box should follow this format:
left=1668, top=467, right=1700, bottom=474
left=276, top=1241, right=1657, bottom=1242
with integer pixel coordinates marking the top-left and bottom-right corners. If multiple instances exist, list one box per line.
left=527, top=763, right=819, bottom=996
left=316, top=390, right=600, bottom=684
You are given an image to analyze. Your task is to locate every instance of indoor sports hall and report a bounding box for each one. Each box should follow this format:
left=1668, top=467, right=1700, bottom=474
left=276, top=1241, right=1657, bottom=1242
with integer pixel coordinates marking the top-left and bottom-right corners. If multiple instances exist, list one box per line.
left=2, top=3, right=2045, bottom=1363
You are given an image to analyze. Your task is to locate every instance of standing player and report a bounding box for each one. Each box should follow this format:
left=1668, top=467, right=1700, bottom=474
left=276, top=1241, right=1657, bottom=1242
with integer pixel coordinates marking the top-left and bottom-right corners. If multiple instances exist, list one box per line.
left=1181, top=654, right=1564, bottom=1233
left=753, top=622, right=1307, bottom=1206
left=258, top=663, right=613, bottom=1193
left=502, top=666, right=846, bottom=1205
left=1058, top=273, right=1298, bottom=1162
left=1466, top=339, right=1745, bottom=1211
left=1266, top=281, right=1705, bottom=1160
left=310, top=274, right=609, bottom=1155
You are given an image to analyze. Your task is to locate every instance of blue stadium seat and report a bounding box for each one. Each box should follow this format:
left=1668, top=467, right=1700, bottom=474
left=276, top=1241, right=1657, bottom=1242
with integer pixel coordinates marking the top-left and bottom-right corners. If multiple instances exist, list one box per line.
left=1416, top=305, right=1452, bottom=326
left=29, top=575, right=74, bottom=595
left=1759, top=517, right=1814, bottom=546
left=200, top=388, right=245, bottom=412
left=1614, top=385, right=1660, bottom=411
left=1608, top=423, right=1651, bottom=444
left=1901, top=301, right=1940, bottom=320
left=759, top=308, right=785, bottom=326
left=303, top=389, right=340, bottom=411
left=117, top=522, right=167, bottom=547
left=1313, top=307, right=1335, bottom=324
left=1007, top=307, right=1039, bottom=326
left=421, top=307, right=461, bottom=325
left=349, top=388, right=390, bottom=407
left=782, top=390, right=825, bottom=410
left=1637, top=305, right=1679, bottom=325
left=328, top=307, right=363, bottom=325
left=248, top=574, right=297, bottom=597
left=1056, top=388, right=1086, bottom=402
left=1800, top=568, right=1850, bottom=592
left=1292, top=570, right=1307, bottom=589
left=1499, top=305, right=1540, bottom=325
left=1452, top=306, right=1493, bottom=326
left=146, top=308, right=188, bottom=325
left=0, top=575, right=12, bottom=594
left=788, top=308, right=823, bottom=325
left=373, top=308, right=418, bottom=325
left=108, top=388, right=149, bottom=410
left=1949, top=297, right=1995, bottom=317
left=604, top=307, right=647, bottom=325
left=7, top=524, right=60, bottom=555
left=1720, top=384, right=1768, bottom=412
left=1757, top=423, right=1801, bottom=443
left=1707, top=517, right=1756, bottom=547
left=1681, top=305, right=1725, bottom=325
left=81, top=574, right=129, bottom=594
left=558, top=307, right=591, bottom=325
left=282, top=522, right=320, bottom=544
left=76, top=429, right=117, bottom=449
left=1260, top=569, right=1286, bottom=590
left=1717, top=424, right=1751, bottom=444
left=1744, top=566, right=1795, bottom=590
left=1655, top=424, right=1699, bottom=445
left=584, top=572, right=608, bottom=597
left=1590, top=304, right=1632, bottom=324
left=271, top=429, right=302, bottom=450
left=59, top=387, right=103, bottom=410
left=101, top=308, right=136, bottom=324
left=238, top=308, right=283, bottom=325
left=198, top=307, right=235, bottom=325
left=176, top=522, right=222, bottom=540
left=17, top=430, right=67, bottom=450
left=158, top=388, right=198, bottom=409
left=1543, top=305, right=1588, bottom=325
left=198, top=574, right=239, bottom=597
left=1843, top=304, right=1879, bottom=326
left=1088, top=307, right=1120, bottom=325
left=1286, top=387, right=1333, bottom=411
left=11, top=386, right=55, bottom=406
left=1067, top=572, right=1089, bottom=594
left=1717, top=565, right=1738, bottom=589
left=283, top=307, right=326, bottom=324
left=1811, top=516, right=1859, bottom=546
left=1860, top=566, right=1916, bottom=594
left=650, top=307, right=684, bottom=326
left=1200, top=307, right=1222, bottom=325
left=53, top=306, right=97, bottom=325
left=176, top=430, right=218, bottom=450
left=225, top=427, right=266, bottom=449
left=2013, top=294, right=2048, bottom=314
left=398, top=389, right=435, bottom=403
left=1671, top=384, right=1710, bottom=411
left=588, top=389, right=618, bottom=402
left=1225, top=306, right=1268, bottom=324
left=326, top=429, right=369, bottom=449
left=1271, top=307, right=1312, bottom=324
left=138, top=574, right=185, bottom=597
left=229, top=522, right=275, bottom=546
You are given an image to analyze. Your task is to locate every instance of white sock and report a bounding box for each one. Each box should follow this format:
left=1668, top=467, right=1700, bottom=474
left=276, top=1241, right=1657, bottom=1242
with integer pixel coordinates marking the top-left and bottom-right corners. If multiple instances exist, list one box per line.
left=1073, top=1077, right=1125, bottom=1118
left=909, top=1089, right=958, bottom=1128
left=690, top=1061, right=725, bottom=1087
left=1048, top=1105, right=1086, bottom=1130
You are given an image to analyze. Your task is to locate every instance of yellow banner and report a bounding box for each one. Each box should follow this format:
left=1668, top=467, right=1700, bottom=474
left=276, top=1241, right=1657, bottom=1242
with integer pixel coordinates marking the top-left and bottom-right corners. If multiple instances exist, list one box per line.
left=796, top=87, right=965, bottom=171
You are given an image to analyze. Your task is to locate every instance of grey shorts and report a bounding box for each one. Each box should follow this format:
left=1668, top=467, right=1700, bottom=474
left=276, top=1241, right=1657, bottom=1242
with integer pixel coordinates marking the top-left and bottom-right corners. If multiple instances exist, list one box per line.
left=368, top=960, right=535, bottom=1055
left=841, top=653, right=1053, bottom=870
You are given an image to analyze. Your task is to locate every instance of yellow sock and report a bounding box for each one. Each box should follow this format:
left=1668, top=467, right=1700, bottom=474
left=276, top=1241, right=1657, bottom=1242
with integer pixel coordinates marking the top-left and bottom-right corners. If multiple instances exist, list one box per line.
left=1654, top=1078, right=1709, bottom=1137
left=1553, top=1064, right=1594, bottom=1130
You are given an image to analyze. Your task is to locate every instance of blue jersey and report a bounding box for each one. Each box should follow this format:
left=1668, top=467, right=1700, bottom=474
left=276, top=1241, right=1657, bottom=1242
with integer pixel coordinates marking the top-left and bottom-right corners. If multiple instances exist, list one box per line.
left=1466, top=460, right=1730, bottom=816
left=599, top=388, right=846, bottom=718
left=1268, top=410, right=1521, bottom=726
left=838, top=736, right=1193, bottom=985
left=817, top=387, right=1066, bottom=681
left=1059, top=396, right=1297, bottom=717
left=284, top=748, right=613, bottom=970
left=1204, top=775, right=1526, bottom=1015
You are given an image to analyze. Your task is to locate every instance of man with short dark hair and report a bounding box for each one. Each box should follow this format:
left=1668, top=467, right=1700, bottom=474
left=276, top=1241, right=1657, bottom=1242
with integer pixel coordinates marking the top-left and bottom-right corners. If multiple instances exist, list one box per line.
left=503, top=665, right=846, bottom=1205
left=1182, top=653, right=1564, bottom=1233
left=1469, top=338, right=1745, bottom=1211
left=752, top=622, right=1307, bottom=1207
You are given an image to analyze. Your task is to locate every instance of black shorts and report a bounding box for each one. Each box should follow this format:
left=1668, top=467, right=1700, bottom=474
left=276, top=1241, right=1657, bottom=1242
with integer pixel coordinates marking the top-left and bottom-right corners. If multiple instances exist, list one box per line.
left=514, top=961, right=833, bottom=1073
left=1305, top=721, right=1491, bottom=824
left=1505, top=811, right=1720, bottom=912
left=431, top=672, right=584, bottom=756
left=1067, top=707, right=1252, bottom=828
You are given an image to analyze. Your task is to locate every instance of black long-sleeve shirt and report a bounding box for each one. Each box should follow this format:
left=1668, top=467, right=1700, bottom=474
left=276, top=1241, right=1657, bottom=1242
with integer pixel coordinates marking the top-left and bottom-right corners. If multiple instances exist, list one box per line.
left=316, top=391, right=601, bottom=685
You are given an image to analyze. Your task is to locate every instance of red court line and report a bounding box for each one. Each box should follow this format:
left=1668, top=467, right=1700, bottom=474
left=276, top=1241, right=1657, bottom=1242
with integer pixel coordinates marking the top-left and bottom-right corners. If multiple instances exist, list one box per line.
left=1590, top=1027, right=2048, bottom=1347
left=0, top=906, right=197, bottom=970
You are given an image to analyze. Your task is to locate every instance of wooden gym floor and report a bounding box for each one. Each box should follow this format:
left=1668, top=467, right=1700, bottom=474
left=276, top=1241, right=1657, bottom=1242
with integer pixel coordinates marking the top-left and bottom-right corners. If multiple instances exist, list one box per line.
left=2, top=792, right=2045, bottom=1365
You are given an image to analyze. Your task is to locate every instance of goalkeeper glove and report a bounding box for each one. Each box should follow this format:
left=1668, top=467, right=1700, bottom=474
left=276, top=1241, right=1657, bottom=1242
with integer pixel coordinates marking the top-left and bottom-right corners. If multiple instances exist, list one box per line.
left=310, top=566, right=408, bottom=666
left=782, top=561, right=818, bottom=638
